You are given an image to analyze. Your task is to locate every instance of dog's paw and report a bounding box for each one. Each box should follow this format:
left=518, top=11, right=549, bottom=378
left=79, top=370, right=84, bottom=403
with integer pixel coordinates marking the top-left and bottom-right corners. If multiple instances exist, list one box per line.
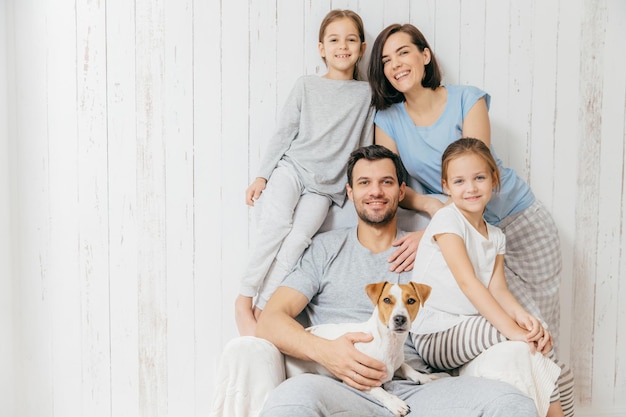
left=402, top=368, right=440, bottom=385
left=428, top=372, right=451, bottom=380
left=368, top=387, right=411, bottom=416
left=380, top=395, right=411, bottom=417
left=408, top=372, right=436, bottom=384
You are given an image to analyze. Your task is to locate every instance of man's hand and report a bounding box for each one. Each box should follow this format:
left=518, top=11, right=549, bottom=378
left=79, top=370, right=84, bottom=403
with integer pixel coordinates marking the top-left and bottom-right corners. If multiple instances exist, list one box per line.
left=387, top=230, right=424, bottom=272
left=315, top=332, right=388, bottom=390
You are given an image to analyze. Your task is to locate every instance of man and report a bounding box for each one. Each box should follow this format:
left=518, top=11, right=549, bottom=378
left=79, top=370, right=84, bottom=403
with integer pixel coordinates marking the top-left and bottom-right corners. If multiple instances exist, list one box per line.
left=210, top=145, right=538, bottom=417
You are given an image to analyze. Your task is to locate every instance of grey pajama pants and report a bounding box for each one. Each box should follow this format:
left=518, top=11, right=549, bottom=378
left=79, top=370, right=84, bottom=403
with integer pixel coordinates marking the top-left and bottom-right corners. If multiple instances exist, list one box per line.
left=241, top=160, right=332, bottom=309
left=499, top=200, right=563, bottom=350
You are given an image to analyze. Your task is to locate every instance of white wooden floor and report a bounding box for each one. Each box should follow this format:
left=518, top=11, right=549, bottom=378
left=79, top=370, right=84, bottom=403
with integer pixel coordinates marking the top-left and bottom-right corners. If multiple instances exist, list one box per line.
left=1, top=1, right=625, bottom=416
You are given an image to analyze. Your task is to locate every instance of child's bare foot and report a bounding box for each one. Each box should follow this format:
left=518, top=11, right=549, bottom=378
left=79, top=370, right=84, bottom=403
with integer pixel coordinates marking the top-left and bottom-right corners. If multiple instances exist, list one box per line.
left=235, top=295, right=257, bottom=336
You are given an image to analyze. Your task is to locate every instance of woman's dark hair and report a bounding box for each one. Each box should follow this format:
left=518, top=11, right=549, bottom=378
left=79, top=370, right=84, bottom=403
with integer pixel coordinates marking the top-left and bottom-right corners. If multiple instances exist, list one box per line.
left=368, top=24, right=442, bottom=110
left=347, top=144, right=408, bottom=187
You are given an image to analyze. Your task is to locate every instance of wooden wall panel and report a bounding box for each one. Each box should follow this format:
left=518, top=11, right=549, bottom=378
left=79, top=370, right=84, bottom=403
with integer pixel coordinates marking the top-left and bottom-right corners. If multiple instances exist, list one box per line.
left=163, top=1, right=196, bottom=415
left=572, top=0, right=606, bottom=406
left=551, top=0, right=583, bottom=366
left=76, top=1, right=112, bottom=415
left=593, top=0, right=626, bottom=407
left=134, top=1, right=169, bottom=416
left=0, top=1, right=15, bottom=416
left=219, top=0, right=251, bottom=345
left=12, top=1, right=54, bottom=416
left=3, top=1, right=625, bottom=416
left=194, top=0, right=223, bottom=408
left=107, top=0, right=141, bottom=415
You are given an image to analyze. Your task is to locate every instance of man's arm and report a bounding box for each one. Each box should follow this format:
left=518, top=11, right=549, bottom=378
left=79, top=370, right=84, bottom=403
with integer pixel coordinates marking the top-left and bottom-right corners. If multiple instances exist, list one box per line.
left=256, top=286, right=388, bottom=390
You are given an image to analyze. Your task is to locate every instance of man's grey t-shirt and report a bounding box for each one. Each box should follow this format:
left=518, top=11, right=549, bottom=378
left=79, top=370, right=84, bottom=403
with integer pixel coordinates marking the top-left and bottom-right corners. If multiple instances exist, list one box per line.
left=281, top=226, right=411, bottom=325
left=281, top=226, right=430, bottom=371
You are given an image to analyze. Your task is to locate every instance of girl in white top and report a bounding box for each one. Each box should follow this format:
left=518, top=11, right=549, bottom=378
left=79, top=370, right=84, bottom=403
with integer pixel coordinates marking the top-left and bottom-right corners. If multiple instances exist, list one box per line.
left=411, top=138, right=573, bottom=417
left=236, top=10, right=374, bottom=336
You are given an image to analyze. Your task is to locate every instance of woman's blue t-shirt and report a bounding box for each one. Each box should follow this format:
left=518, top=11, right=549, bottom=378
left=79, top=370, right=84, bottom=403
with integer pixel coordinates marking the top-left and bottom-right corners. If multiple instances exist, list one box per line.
left=374, top=85, right=534, bottom=225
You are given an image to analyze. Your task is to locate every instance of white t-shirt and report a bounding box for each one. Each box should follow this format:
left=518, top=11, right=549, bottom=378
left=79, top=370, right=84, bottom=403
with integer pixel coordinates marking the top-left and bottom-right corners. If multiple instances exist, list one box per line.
left=410, top=203, right=506, bottom=334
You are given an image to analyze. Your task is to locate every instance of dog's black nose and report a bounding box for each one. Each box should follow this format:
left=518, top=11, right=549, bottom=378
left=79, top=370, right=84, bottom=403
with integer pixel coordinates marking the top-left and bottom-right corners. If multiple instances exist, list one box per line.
left=394, top=315, right=407, bottom=327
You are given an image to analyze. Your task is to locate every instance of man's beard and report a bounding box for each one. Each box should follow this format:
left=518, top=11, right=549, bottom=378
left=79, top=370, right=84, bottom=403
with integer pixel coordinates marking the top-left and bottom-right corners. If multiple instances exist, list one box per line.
left=356, top=205, right=396, bottom=226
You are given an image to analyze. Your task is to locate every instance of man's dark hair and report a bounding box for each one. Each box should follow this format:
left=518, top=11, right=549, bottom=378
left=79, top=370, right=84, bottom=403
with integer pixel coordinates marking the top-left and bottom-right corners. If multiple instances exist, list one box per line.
left=347, top=144, right=408, bottom=187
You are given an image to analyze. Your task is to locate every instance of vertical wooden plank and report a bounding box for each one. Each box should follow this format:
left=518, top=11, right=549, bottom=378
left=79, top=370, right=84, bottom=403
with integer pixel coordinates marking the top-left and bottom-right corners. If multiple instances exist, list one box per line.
left=276, top=0, right=304, bottom=95
left=45, top=1, right=82, bottom=417
left=135, top=0, right=169, bottom=416
left=618, top=138, right=626, bottom=411
left=483, top=0, right=511, bottom=163
left=552, top=0, right=582, bottom=366
left=106, top=0, right=140, bottom=415
left=331, top=0, right=359, bottom=14
left=408, top=0, right=436, bottom=51
left=382, top=0, right=410, bottom=27
left=248, top=1, right=277, bottom=182
left=12, top=1, right=54, bottom=415
left=0, top=1, right=15, bottom=415
left=571, top=0, right=605, bottom=406
left=592, top=0, right=624, bottom=407
left=304, top=0, right=329, bottom=76
left=357, top=0, right=385, bottom=72
left=247, top=0, right=278, bottom=266
left=194, top=0, right=222, bottom=410
left=75, top=1, right=112, bottom=415
left=506, top=1, right=533, bottom=181
left=433, top=0, right=460, bottom=85
left=458, top=0, right=486, bottom=88
left=618, top=50, right=626, bottom=407
left=528, top=0, right=559, bottom=205
left=163, top=0, right=195, bottom=415
left=220, top=0, right=250, bottom=344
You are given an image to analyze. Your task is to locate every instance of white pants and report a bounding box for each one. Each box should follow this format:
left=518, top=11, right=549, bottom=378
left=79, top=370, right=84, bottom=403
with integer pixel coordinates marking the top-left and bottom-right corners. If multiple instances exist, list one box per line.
left=241, top=161, right=332, bottom=309
left=208, top=337, right=285, bottom=417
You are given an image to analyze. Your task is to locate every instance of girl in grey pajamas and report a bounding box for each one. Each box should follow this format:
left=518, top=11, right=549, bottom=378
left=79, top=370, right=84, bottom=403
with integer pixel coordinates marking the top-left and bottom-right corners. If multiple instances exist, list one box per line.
left=235, top=9, right=375, bottom=336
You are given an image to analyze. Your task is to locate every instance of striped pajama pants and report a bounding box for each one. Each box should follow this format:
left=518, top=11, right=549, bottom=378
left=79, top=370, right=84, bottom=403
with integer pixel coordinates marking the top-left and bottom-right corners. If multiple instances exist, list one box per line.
left=412, top=316, right=575, bottom=417
left=499, top=200, right=563, bottom=351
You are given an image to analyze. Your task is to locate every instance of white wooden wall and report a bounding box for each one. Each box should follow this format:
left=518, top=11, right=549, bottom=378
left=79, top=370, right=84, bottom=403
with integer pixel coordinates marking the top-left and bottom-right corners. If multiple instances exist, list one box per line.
left=1, top=0, right=624, bottom=416
left=0, top=0, right=15, bottom=413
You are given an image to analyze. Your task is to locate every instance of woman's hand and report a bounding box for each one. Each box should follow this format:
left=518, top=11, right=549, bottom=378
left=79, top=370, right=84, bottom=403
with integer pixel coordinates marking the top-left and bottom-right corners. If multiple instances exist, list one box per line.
left=245, top=177, right=267, bottom=206
left=388, top=230, right=424, bottom=272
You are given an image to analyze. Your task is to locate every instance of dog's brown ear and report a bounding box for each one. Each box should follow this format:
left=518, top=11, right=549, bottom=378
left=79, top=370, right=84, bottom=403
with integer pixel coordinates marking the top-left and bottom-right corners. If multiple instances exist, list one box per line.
left=409, top=282, right=431, bottom=306
left=365, top=281, right=389, bottom=306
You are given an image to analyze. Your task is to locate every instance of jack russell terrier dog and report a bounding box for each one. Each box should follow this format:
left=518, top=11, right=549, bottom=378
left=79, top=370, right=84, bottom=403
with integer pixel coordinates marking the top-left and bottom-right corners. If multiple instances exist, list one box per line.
left=285, top=281, right=437, bottom=417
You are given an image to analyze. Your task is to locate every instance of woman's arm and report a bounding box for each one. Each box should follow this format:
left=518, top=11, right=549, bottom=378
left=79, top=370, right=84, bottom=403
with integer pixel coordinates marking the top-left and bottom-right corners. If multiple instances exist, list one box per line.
left=462, top=97, right=491, bottom=147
